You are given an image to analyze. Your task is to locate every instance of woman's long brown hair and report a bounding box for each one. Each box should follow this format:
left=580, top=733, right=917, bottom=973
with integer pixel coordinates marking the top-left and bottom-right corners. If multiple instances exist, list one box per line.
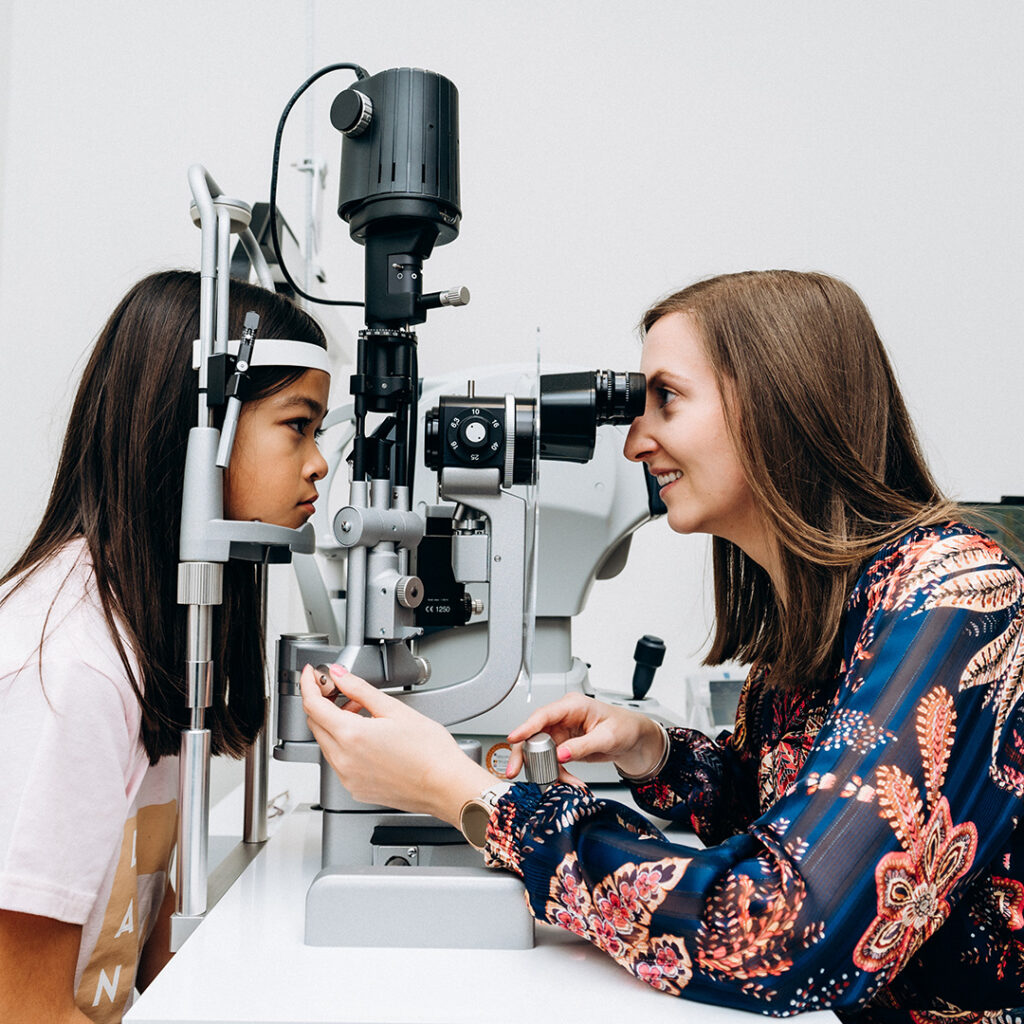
left=1, top=270, right=327, bottom=761
left=642, top=270, right=958, bottom=689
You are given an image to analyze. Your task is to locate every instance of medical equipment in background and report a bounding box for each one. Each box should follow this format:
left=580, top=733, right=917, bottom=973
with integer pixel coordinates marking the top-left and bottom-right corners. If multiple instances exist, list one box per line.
left=261, top=63, right=686, bottom=949
left=172, top=63, right=683, bottom=952
left=171, top=166, right=337, bottom=949
left=328, top=366, right=681, bottom=771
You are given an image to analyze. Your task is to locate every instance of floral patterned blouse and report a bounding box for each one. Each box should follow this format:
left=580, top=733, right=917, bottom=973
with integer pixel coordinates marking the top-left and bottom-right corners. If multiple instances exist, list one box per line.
left=484, top=523, right=1024, bottom=1022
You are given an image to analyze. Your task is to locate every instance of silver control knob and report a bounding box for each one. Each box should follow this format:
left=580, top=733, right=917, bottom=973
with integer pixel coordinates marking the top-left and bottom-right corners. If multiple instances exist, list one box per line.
left=439, top=286, right=470, bottom=307
left=395, top=575, right=425, bottom=609
left=523, top=732, right=559, bottom=791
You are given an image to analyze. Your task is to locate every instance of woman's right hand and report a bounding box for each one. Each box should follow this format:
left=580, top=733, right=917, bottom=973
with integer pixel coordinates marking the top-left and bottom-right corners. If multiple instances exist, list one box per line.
left=505, top=694, right=666, bottom=782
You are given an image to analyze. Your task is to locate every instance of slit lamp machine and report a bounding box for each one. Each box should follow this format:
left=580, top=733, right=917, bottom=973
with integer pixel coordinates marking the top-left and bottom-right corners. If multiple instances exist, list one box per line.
left=172, top=63, right=683, bottom=953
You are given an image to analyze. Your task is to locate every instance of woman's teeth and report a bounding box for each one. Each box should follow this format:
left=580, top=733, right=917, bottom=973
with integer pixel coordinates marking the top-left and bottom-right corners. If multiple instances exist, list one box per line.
left=657, top=470, right=683, bottom=487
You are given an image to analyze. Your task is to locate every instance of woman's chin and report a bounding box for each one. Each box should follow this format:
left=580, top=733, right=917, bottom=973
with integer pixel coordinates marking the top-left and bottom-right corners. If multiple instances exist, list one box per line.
left=667, top=509, right=720, bottom=540
left=665, top=507, right=700, bottom=536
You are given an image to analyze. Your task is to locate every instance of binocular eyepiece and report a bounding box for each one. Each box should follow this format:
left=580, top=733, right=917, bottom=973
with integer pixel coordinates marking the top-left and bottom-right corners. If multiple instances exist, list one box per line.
left=424, top=370, right=646, bottom=486
left=539, top=370, right=645, bottom=462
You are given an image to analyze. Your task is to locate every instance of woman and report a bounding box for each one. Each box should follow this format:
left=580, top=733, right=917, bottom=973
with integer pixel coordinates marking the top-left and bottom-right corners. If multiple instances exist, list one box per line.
left=301, top=270, right=1024, bottom=1021
left=0, top=269, right=329, bottom=1023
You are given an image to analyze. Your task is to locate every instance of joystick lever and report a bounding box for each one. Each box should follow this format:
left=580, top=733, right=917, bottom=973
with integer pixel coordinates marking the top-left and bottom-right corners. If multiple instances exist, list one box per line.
left=631, top=634, right=666, bottom=701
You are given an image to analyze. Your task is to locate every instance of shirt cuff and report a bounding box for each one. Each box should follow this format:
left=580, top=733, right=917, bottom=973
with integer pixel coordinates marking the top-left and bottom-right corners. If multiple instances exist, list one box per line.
left=483, top=782, right=545, bottom=874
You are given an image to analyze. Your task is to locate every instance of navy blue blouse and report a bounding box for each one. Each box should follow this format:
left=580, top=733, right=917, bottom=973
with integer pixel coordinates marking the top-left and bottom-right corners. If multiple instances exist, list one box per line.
left=485, top=523, right=1024, bottom=1022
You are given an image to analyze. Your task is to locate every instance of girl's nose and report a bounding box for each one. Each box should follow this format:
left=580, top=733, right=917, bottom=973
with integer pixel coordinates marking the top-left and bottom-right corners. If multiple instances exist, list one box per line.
left=309, top=446, right=329, bottom=482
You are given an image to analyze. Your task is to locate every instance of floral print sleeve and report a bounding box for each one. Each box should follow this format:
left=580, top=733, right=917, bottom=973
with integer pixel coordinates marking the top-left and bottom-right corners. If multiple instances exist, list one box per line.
left=484, top=524, right=1024, bottom=1022
left=626, top=660, right=833, bottom=846
left=626, top=677, right=762, bottom=845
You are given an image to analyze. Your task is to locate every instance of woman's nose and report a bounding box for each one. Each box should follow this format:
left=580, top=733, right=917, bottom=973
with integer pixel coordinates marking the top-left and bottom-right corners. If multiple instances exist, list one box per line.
left=624, top=414, right=655, bottom=463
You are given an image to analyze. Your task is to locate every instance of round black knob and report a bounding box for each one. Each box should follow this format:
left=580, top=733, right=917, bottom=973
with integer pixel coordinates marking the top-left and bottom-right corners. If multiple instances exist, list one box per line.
left=634, top=634, right=666, bottom=667
left=331, top=89, right=373, bottom=137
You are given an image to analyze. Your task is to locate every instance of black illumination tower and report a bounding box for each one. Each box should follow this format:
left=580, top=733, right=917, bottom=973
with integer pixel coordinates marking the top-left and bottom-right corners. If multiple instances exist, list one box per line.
left=330, top=67, right=463, bottom=488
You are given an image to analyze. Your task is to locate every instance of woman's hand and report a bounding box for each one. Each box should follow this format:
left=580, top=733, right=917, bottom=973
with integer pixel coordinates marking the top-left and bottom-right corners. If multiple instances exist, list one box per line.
left=506, top=693, right=665, bottom=782
left=300, top=664, right=494, bottom=827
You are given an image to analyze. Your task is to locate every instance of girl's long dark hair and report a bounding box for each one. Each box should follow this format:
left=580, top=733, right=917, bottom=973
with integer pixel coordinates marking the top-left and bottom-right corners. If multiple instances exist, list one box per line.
left=2, top=270, right=327, bottom=762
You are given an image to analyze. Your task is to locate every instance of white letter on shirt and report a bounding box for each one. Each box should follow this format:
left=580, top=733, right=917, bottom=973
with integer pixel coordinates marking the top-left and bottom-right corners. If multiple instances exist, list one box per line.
left=115, top=898, right=134, bottom=938
left=93, top=965, right=122, bottom=1006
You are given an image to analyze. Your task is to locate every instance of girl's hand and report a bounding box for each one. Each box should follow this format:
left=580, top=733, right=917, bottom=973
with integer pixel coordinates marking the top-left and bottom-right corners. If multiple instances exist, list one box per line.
left=506, top=693, right=665, bottom=782
left=300, top=664, right=494, bottom=827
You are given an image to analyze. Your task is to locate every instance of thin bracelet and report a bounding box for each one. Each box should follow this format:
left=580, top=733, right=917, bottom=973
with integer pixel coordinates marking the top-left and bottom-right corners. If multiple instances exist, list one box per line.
left=615, top=721, right=670, bottom=783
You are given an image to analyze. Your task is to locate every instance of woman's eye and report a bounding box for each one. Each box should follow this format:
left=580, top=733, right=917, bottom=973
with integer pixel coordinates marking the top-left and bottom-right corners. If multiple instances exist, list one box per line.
left=656, top=387, right=677, bottom=408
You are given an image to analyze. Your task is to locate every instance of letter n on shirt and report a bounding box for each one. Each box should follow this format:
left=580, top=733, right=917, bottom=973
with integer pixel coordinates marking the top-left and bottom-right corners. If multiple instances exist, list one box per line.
left=75, top=800, right=176, bottom=1023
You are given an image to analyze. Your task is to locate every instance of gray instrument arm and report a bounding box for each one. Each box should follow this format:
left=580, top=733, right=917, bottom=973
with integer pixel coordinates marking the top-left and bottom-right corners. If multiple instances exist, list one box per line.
left=188, top=165, right=220, bottom=419
left=188, top=163, right=276, bottom=351
left=292, top=552, right=342, bottom=646
left=308, top=404, right=356, bottom=552
left=189, top=164, right=273, bottom=288
left=396, top=468, right=526, bottom=727
left=238, top=227, right=276, bottom=291
left=289, top=405, right=354, bottom=643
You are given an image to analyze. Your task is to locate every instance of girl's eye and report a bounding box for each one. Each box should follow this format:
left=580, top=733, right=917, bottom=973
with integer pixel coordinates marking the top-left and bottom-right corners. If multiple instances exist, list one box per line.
left=287, top=419, right=326, bottom=441
left=656, top=387, right=678, bottom=408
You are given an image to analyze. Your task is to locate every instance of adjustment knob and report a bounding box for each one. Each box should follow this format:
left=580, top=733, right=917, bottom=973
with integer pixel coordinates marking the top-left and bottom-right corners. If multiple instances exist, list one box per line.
left=413, top=655, right=431, bottom=684
left=440, top=286, right=470, bottom=307
left=330, top=89, right=373, bottom=137
left=445, top=404, right=503, bottom=466
left=523, top=732, right=559, bottom=791
left=395, top=576, right=425, bottom=609
left=459, top=416, right=490, bottom=448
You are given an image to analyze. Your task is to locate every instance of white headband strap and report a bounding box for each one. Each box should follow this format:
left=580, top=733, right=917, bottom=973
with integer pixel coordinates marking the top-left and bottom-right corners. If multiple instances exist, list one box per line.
left=192, top=338, right=330, bottom=375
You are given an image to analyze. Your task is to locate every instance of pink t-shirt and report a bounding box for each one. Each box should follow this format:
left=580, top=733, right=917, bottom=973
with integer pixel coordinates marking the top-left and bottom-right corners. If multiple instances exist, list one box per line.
left=0, top=538, right=177, bottom=1022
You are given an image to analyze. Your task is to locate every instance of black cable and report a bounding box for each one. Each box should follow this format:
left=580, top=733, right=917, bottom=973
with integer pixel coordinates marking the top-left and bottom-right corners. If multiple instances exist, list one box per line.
left=269, top=62, right=369, bottom=307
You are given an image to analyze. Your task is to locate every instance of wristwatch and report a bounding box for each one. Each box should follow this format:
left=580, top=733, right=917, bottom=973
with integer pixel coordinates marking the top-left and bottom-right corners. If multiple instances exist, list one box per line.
left=459, top=781, right=513, bottom=850
left=615, top=721, right=671, bottom=783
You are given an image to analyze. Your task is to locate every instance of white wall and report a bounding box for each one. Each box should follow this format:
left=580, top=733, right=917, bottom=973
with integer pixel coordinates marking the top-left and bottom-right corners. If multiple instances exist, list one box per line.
left=1, top=1, right=1022, bottom=699
left=0, top=0, right=12, bottom=245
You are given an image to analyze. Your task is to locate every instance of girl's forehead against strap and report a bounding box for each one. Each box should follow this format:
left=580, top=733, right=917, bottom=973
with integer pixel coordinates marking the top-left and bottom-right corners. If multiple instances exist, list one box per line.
left=191, top=338, right=331, bottom=376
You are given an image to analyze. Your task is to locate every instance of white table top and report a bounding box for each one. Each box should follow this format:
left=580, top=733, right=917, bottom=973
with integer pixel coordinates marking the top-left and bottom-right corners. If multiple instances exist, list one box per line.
left=126, top=761, right=837, bottom=1024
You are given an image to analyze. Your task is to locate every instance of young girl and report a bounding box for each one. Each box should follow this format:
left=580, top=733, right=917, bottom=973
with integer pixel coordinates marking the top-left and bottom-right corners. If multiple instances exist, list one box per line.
left=0, top=269, right=329, bottom=1023
left=301, top=270, right=1024, bottom=1022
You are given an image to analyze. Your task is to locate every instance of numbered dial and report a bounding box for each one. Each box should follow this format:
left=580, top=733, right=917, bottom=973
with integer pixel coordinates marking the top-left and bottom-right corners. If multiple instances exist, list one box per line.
left=446, top=407, right=504, bottom=465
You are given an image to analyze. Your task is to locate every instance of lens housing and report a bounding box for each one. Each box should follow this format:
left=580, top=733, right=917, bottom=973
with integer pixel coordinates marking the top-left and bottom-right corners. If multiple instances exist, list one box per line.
left=424, top=396, right=535, bottom=485
left=424, top=370, right=645, bottom=483
left=539, top=371, right=645, bottom=463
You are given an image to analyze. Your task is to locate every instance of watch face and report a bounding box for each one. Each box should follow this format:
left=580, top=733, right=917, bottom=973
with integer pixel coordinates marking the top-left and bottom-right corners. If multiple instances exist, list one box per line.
left=460, top=800, right=490, bottom=850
